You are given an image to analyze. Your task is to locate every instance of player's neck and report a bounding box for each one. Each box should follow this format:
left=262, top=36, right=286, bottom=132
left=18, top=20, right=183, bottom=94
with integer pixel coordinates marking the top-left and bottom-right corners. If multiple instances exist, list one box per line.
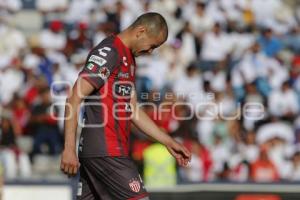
left=117, top=30, right=132, bottom=50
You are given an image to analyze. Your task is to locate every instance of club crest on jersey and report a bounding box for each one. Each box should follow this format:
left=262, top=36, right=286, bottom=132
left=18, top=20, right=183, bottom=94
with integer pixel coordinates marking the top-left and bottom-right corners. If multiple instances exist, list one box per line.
left=129, top=179, right=140, bottom=193
left=98, top=67, right=110, bottom=79
left=89, top=55, right=107, bottom=66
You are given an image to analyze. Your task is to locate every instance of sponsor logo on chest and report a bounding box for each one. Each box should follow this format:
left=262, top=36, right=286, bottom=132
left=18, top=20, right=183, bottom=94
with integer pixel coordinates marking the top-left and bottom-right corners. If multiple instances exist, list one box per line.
left=118, top=72, right=129, bottom=79
left=115, top=84, right=132, bottom=96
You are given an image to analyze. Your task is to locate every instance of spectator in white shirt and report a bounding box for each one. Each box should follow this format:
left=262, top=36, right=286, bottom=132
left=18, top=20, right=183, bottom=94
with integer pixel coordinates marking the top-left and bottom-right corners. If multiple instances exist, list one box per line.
left=0, top=22, right=27, bottom=67
left=210, top=135, right=231, bottom=175
left=190, top=2, right=213, bottom=35
left=64, top=0, right=95, bottom=25
left=243, top=83, right=265, bottom=130
left=116, top=1, right=138, bottom=31
left=173, top=64, right=203, bottom=102
left=176, top=22, right=197, bottom=67
left=205, top=0, right=227, bottom=24
left=0, top=0, right=22, bottom=14
left=228, top=154, right=249, bottom=182
left=268, top=81, right=299, bottom=118
left=0, top=60, right=24, bottom=105
left=231, top=42, right=287, bottom=97
left=238, top=130, right=259, bottom=163
left=287, top=151, right=300, bottom=181
left=39, top=20, right=66, bottom=52
left=36, top=0, right=68, bottom=24
left=250, top=0, right=282, bottom=27
left=232, top=43, right=267, bottom=85
left=215, top=90, right=237, bottom=120
left=218, top=0, right=244, bottom=23
left=200, top=23, right=230, bottom=70
left=203, top=62, right=227, bottom=93
left=36, top=0, right=68, bottom=13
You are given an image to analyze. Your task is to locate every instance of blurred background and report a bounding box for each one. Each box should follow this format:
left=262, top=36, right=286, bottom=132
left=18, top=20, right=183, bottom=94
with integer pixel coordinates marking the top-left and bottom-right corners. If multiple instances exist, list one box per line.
left=0, top=0, right=300, bottom=200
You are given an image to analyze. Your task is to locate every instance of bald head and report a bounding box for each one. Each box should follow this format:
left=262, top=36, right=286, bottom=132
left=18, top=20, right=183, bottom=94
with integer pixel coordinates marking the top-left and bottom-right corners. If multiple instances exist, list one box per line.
left=130, top=12, right=168, bottom=41
left=119, top=12, right=168, bottom=57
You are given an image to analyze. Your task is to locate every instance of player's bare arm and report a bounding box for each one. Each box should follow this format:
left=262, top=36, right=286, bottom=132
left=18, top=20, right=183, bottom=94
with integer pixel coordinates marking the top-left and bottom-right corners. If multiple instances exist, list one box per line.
left=130, top=89, right=191, bottom=166
left=60, top=78, right=94, bottom=176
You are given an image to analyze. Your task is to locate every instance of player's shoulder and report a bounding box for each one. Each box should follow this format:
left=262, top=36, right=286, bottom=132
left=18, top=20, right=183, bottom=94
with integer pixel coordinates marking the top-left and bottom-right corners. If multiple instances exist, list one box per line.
left=88, top=36, right=120, bottom=66
left=93, top=36, right=119, bottom=56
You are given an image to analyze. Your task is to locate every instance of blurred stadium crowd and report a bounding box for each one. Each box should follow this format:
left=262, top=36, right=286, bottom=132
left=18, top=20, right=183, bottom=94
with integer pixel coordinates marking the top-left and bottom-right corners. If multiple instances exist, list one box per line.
left=0, top=0, right=300, bottom=185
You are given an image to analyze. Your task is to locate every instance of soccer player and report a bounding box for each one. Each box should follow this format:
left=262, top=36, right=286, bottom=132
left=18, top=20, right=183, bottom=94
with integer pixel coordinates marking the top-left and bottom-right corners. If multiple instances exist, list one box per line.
left=60, top=12, right=191, bottom=200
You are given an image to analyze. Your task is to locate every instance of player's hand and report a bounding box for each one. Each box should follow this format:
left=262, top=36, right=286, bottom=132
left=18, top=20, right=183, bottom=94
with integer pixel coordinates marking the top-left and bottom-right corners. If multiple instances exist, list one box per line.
left=60, top=149, right=80, bottom=176
left=166, top=140, right=191, bottom=167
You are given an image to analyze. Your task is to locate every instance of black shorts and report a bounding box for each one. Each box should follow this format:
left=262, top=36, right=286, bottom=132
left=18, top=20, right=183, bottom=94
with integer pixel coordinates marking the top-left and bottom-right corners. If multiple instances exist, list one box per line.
left=77, top=157, right=149, bottom=200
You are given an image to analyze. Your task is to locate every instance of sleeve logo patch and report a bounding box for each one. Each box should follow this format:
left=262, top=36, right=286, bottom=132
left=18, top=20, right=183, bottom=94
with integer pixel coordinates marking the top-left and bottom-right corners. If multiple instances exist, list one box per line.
left=98, top=47, right=111, bottom=57
left=89, top=55, right=107, bottom=66
left=86, top=63, right=96, bottom=71
left=98, top=67, right=110, bottom=79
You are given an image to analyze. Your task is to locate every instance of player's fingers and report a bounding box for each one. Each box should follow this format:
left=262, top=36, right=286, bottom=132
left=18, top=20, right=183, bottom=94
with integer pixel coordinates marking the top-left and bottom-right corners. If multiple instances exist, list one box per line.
left=181, top=156, right=189, bottom=166
left=178, top=158, right=182, bottom=166
left=180, top=158, right=185, bottom=166
left=68, top=165, right=75, bottom=175
left=183, top=158, right=189, bottom=166
left=182, top=146, right=191, bottom=159
left=60, top=161, right=67, bottom=171
left=67, top=166, right=76, bottom=177
left=63, top=165, right=70, bottom=174
left=67, top=168, right=74, bottom=177
left=60, top=163, right=65, bottom=171
left=178, top=157, right=183, bottom=166
left=181, top=157, right=186, bottom=165
left=72, top=166, right=78, bottom=175
left=169, top=148, right=178, bottom=158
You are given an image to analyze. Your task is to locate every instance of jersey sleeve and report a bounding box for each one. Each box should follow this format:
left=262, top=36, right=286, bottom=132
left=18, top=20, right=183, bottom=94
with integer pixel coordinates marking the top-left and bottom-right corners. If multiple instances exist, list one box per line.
left=79, top=45, right=119, bottom=89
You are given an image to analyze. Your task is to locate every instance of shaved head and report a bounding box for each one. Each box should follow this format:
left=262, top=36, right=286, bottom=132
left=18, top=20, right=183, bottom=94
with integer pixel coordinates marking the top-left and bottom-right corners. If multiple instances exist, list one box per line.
left=119, top=12, right=168, bottom=57
left=130, top=12, right=168, bottom=41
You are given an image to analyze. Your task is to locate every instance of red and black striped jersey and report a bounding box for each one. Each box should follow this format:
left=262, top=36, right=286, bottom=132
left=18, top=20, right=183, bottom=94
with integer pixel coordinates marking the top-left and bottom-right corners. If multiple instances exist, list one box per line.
left=78, top=35, right=136, bottom=157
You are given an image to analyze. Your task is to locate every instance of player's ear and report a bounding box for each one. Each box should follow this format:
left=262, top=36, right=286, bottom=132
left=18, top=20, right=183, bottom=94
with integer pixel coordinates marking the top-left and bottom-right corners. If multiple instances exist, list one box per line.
left=136, top=26, right=146, bottom=39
